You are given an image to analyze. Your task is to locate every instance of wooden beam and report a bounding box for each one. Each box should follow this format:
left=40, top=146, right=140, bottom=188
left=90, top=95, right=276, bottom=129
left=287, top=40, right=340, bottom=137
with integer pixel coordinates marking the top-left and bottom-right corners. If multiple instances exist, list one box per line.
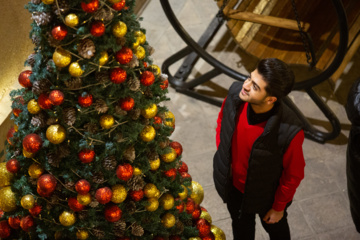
left=226, top=10, right=310, bottom=32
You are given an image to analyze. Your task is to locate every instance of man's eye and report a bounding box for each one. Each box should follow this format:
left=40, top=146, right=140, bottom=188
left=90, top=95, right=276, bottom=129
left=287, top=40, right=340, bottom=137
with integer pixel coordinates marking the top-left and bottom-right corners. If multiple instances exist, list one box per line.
left=253, top=85, right=257, bottom=90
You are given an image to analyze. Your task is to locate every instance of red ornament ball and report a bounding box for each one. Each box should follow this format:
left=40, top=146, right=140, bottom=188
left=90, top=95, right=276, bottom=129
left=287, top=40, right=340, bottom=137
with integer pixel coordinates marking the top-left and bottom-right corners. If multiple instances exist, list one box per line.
left=68, top=197, right=85, bottom=212
left=90, top=21, right=106, bottom=37
left=51, top=24, right=68, bottom=41
left=112, top=0, right=126, bottom=11
left=181, top=172, right=192, bottom=182
left=78, top=149, right=95, bottom=163
left=95, top=187, right=113, bottom=204
left=8, top=216, right=21, bottom=229
left=20, top=215, right=34, bottom=232
left=129, top=189, right=144, bottom=202
left=38, top=93, right=53, bottom=109
left=78, top=93, right=93, bottom=107
left=18, top=70, right=32, bottom=88
left=186, top=198, right=195, bottom=214
left=37, top=174, right=57, bottom=196
left=154, top=116, right=162, bottom=125
left=6, top=127, right=16, bottom=145
left=49, top=90, right=64, bottom=105
left=175, top=198, right=184, bottom=213
left=160, top=79, right=169, bottom=90
left=0, top=210, right=3, bottom=218
left=23, top=133, right=43, bottom=153
left=192, top=204, right=201, bottom=220
left=201, top=232, right=215, bottom=240
left=170, top=141, right=183, bottom=156
left=196, top=218, right=211, bottom=238
left=81, top=0, right=99, bottom=13
left=164, top=168, right=177, bottom=180
left=177, top=161, right=188, bottom=173
left=143, top=62, right=148, bottom=68
left=116, top=47, right=133, bottom=65
left=140, top=71, right=155, bottom=86
left=0, top=220, right=11, bottom=238
left=6, top=159, right=20, bottom=173
left=116, top=163, right=133, bottom=181
left=105, top=204, right=122, bottom=222
left=75, top=179, right=91, bottom=194
left=29, top=204, right=42, bottom=217
left=201, top=206, right=207, bottom=212
left=120, top=97, right=135, bottom=111
left=110, top=68, right=127, bottom=84
left=13, top=108, right=22, bottom=117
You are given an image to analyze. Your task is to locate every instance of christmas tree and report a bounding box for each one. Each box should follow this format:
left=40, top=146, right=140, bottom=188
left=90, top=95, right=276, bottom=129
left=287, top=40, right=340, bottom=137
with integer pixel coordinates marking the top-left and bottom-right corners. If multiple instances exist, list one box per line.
left=0, top=0, right=226, bottom=239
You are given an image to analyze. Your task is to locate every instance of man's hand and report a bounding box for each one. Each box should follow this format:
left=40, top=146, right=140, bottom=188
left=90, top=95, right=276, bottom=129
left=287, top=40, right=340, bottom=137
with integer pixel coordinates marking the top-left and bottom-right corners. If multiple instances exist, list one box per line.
left=262, top=208, right=284, bottom=224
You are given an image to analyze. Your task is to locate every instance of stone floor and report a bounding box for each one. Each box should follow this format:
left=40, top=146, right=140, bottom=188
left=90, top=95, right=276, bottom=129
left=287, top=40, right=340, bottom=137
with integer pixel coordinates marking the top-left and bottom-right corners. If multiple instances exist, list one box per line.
left=140, top=1, right=360, bottom=239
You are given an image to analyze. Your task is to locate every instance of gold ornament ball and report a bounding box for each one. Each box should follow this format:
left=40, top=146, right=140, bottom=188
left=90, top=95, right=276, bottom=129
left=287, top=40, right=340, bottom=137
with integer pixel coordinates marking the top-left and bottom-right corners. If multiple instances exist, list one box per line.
left=145, top=197, right=159, bottom=212
left=111, top=184, right=127, bottom=204
left=99, top=51, right=109, bottom=66
left=27, top=99, right=41, bottom=114
left=21, top=194, right=35, bottom=210
left=140, top=125, right=156, bottom=142
left=160, top=148, right=177, bottom=163
left=69, top=62, right=84, bottom=77
left=23, top=149, right=35, bottom=158
left=190, top=181, right=204, bottom=205
left=0, top=162, right=14, bottom=187
left=132, top=38, right=140, bottom=49
left=159, top=193, right=174, bottom=210
left=133, top=167, right=142, bottom=176
left=28, top=162, right=44, bottom=179
left=134, top=31, right=146, bottom=44
left=149, top=158, right=160, bottom=171
left=46, top=124, right=66, bottom=144
left=59, top=211, right=76, bottom=226
left=77, top=193, right=92, bottom=205
left=178, top=185, right=188, bottom=200
left=134, top=46, right=146, bottom=60
left=154, top=189, right=161, bottom=199
left=108, top=0, right=122, bottom=4
left=112, top=21, right=127, bottom=38
left=100, top=114, right=115, bottom=129
left=141, top=104, right=158, bottom=119
left=211, top=225, right=226, bottom=240
left=65, top=13, right=79, bottom=27
left=200, top=211, right=212, bottom=224
left=189, top=238, right=201, bottom=240
left=42, top=0, right=54, bottom=4
left=161, top=213, right=176, bottom=228
left=144, top=183, right=158, bottom=198
left=0, top=186, right=17, bottom=212
left=150, top=65, right=161, bottom=76
left=163, top=111, right=175, bottom=127
left=14, top=124, right=19, bottom=132
left=53, top=48, right=72, bottom=68
left=76, top=229, right=89, bottom=240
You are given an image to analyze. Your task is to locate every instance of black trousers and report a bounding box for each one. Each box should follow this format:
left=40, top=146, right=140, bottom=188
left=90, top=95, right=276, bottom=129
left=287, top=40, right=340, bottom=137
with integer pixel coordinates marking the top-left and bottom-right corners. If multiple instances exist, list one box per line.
left=226, top=184, right=291, bottom=240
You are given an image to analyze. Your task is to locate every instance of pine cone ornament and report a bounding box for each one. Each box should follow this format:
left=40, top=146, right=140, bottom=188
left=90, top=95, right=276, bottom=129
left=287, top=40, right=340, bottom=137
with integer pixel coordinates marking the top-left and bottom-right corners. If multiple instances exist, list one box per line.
left=116, top=37, right=126, bottom=46
left=131, top=223, right=144, bottom=237
left=32, top=79, right=52, bottom=95
left=52, top=0, right=70, bottom=15
left=127, top=175, right=145, bottom=191
left=89, top=199, right=99, bottom=208
left=47, top=59, right=56, bottom=73
left=58, top=144, right=70, bottom=158
left=183, top=218, right=193, bottom=226
left=29, top=177, right=37, bottom=186
left=47, top=117, right=58, bottom=126
left=63, top=108, right=77, bottom=126
left=31, top=34, right=41, bottom=45
left=102, top=155, right=117, bottom=171
left=65, top=78, right=82, bottom=89
left=127, top=77, right=140, bottom=91
left=13, top=149, right=22, bottom=157
left=129, top=108, right=141, bottom=120
left=94, top=99, right=108, bottom=113
left=114, top=220, right=126, bottom=237
left=92, top=228, right=105, bottom=239
left=47, top=152, right=61, bottom=168
left=115, top=105, right=128, bottom=116
left=126, top=201, right=137, bottom=215
left=78, top=39, right=96, bottom=59
left=84, top=123, right=99, bottom=134
left=141, top=118, right=150, bottom=125
left=147, top=151, right=159, bottom=161
left=115, top=132, right=125, bottom=143
left=47, top=32, right=61, bottom=47
left=32, top=12, right=52, bottom=26
left=91, top=172, right=105, bottom=184
left=145, top=45, right=155, bottom=55
left=31, top=113, right=47, bottom=128
left=159, top=139, right=170, bottom=149
left=26, top=53, right=36, bottom=67
left=95, top=71, right=109, bottom=83
left=123, top=146, right=135, bottom=162
left=144, top=88, right=153, bottom=98
left=78, top=211, right=88, bottom=221
left=64, top=181, right=75, bottom=191
left=171, top=221, right=185, bottom=235
left=31, top=0, right=42, bottom=4
left=127, top=55, right=139, bottom=68
left=94, top=8, right=114, bottom=22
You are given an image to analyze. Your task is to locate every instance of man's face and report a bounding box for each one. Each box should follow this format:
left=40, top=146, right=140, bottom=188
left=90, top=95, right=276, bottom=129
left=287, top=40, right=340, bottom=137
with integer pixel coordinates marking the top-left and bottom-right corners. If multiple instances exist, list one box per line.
left=239, top=69, right=270, bottom=105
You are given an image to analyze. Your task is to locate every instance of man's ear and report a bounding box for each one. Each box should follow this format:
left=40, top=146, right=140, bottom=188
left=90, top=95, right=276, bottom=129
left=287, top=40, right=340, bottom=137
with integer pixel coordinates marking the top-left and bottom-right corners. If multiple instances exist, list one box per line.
left=266, top=96, right=277, bottom=104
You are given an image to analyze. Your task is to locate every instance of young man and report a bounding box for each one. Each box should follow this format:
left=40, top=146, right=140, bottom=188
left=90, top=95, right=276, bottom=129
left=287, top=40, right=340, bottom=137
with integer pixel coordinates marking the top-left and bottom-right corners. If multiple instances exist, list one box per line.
left=213, top=58, right=305, bottom=240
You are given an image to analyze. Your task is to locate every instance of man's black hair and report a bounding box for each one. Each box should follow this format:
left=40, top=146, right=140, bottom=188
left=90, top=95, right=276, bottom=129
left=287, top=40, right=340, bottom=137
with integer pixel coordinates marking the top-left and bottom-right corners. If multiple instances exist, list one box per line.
left=257, top=58, right=295, bottom=100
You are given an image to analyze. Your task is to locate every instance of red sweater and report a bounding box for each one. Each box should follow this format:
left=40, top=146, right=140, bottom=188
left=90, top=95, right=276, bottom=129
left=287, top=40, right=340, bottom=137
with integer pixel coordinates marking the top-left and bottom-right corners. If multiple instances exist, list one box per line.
left=216, top=100, right=305, bottom=211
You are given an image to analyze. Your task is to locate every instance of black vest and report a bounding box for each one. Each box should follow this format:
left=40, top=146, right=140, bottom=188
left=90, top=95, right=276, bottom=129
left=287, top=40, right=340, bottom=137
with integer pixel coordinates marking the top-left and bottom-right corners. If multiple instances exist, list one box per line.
left=213, top=82, right=303, bottom=213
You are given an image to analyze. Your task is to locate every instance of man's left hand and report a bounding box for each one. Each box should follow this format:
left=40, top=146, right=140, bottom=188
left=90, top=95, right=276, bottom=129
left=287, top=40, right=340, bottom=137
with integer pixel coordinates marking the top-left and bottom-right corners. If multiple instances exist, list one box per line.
left=262, top=208, right=284, bottom=224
